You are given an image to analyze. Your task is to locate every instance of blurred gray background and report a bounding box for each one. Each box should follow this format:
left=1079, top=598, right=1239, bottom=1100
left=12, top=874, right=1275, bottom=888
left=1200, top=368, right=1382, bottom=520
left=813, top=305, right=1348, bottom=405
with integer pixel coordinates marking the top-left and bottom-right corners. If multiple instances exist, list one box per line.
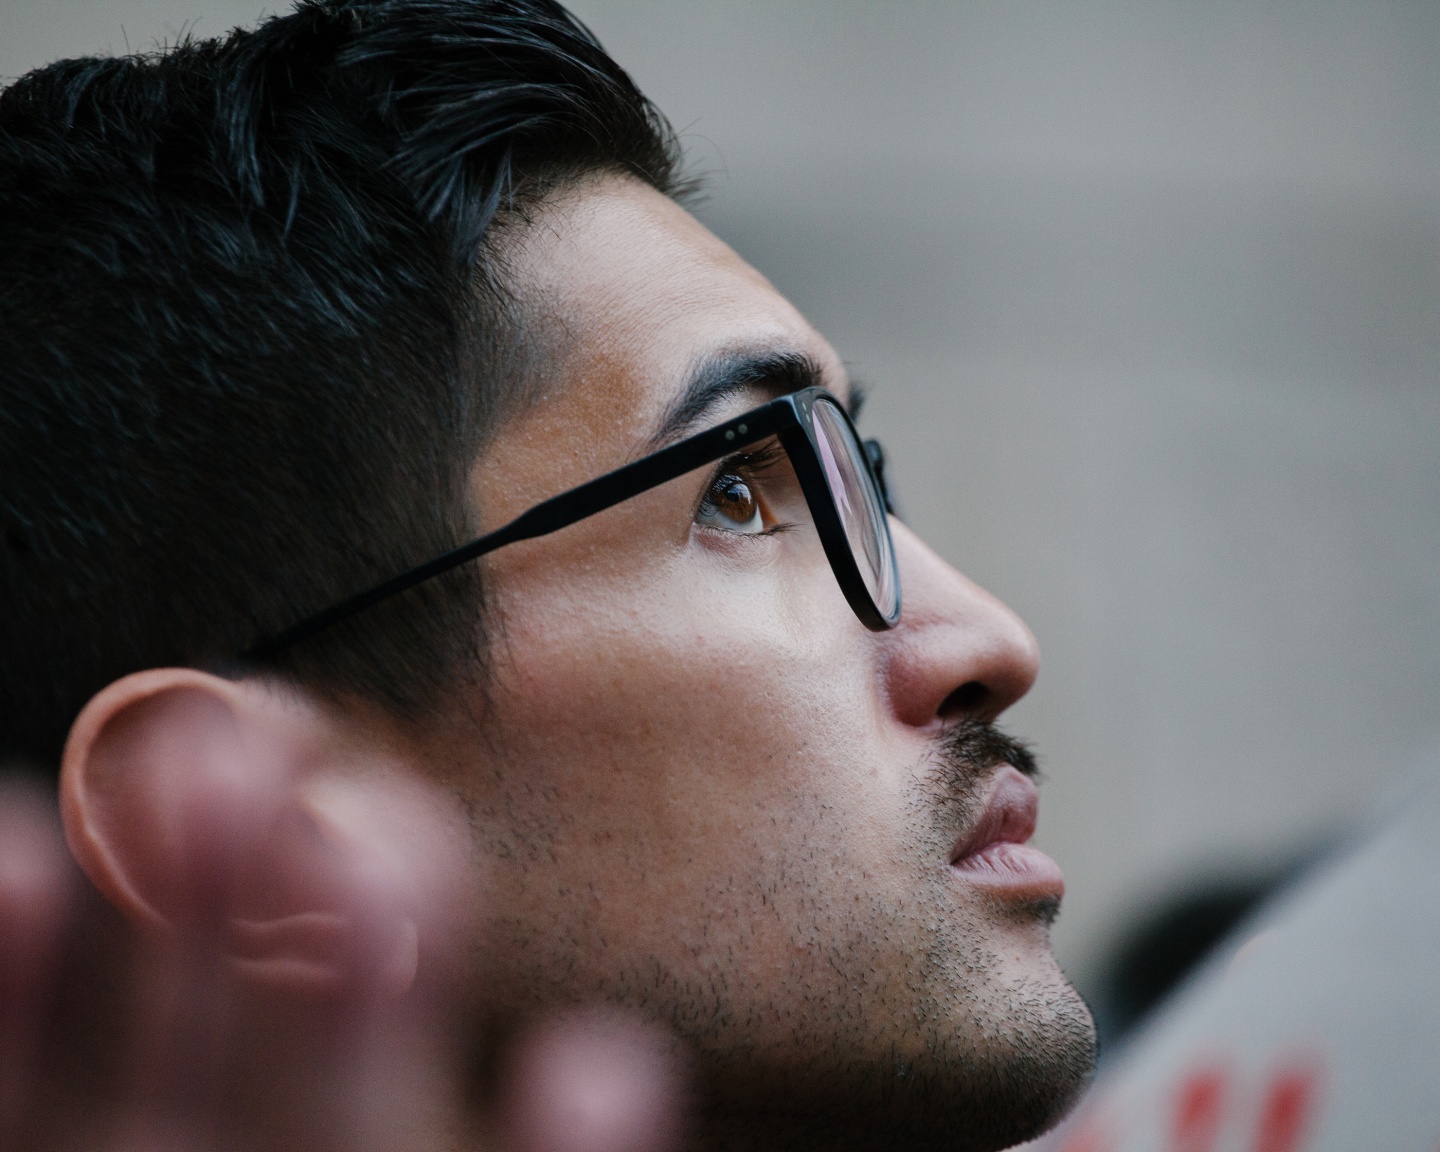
left=5, top=1, right=1438, bottom=1008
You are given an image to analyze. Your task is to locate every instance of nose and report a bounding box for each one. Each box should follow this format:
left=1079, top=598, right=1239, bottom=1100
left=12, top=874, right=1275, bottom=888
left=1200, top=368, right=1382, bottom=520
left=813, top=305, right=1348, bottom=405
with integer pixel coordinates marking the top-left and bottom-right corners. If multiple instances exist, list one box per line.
left=880, top=519, right=1040, bottom=730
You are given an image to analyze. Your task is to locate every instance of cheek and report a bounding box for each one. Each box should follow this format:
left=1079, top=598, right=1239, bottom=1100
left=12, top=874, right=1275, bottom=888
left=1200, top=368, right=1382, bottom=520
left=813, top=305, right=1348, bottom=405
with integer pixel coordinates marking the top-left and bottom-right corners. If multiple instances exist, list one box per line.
left=479, top=538, right=894, bottom=881
left=496, top=549, right=870, bottom=773
left=467, top=543, right=966, bottom=1020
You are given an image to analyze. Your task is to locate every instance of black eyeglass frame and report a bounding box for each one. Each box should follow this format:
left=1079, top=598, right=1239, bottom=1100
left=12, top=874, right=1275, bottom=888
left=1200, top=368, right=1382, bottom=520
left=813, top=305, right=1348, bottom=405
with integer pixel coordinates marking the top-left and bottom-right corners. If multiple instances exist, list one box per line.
left=249, top=386, right=900, bottom=657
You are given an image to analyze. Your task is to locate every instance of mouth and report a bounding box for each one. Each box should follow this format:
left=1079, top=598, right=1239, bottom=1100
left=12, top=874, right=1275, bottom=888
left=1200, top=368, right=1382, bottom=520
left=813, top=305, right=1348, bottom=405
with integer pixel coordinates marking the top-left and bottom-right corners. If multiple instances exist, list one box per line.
left=948, top=765, right=1065, bottom=901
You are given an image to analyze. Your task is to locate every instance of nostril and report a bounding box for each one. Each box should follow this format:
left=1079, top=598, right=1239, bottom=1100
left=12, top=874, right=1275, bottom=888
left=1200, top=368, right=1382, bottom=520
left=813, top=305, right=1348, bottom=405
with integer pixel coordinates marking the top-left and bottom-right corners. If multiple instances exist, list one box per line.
left=939, top=681, right=989, bottom=719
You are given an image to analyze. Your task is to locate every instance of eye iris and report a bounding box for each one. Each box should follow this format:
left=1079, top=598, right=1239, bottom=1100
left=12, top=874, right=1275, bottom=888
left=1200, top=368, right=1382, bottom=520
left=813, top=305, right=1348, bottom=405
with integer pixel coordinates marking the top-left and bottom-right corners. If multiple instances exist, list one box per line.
left=714, top=476, right=756, bottom=523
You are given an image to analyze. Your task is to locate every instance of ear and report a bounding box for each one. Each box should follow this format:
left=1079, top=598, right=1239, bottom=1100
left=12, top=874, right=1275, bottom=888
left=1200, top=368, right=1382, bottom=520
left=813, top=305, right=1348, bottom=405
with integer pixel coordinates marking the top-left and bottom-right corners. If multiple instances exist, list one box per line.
left=60, top=668, right=275, bottom=930
left=59, top=669, right=423, bottom=998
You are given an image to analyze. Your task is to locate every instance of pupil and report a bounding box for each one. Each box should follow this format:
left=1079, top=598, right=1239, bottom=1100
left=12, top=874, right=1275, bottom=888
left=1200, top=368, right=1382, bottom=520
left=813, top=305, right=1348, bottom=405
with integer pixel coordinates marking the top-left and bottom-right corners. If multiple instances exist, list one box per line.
left=718, top=477, right=755, bottom=521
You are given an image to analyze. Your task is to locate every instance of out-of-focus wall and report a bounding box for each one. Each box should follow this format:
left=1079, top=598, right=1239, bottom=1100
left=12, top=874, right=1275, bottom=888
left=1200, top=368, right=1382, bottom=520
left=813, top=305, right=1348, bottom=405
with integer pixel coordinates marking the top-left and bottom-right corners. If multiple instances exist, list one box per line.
left=5, top=0, right=1439, bottom=998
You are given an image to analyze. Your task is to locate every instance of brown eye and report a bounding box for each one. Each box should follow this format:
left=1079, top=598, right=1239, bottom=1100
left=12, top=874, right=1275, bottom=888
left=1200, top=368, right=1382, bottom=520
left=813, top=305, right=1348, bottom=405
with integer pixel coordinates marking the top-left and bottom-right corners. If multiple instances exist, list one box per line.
left=697, top=472, right=764, bottom=533
left=715, top=477, right=755, bottom=520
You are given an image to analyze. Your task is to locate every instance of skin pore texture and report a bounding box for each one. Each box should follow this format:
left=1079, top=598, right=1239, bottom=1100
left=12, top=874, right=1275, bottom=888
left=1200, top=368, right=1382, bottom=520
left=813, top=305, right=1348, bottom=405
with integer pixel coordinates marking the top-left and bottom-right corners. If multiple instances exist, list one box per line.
left=425, top=174, right=1097, bottom=1151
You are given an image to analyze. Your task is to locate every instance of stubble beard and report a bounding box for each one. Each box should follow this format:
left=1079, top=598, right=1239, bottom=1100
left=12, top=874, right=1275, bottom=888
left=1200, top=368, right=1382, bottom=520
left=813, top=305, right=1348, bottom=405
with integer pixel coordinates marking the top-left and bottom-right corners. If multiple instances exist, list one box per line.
left=685, top=720, right=1097, bottom=1152
left=478, top=718, right=1097, bottom=1152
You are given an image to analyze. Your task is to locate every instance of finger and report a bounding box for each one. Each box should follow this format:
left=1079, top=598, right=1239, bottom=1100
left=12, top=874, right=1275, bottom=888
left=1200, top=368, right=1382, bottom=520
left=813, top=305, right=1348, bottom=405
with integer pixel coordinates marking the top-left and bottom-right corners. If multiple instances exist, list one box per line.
left=115, top=767, right=472, bottom=1152
left=72, top=703, right=472, bottom=1152
left=106, top=720, right=290, bottom=1152
left=0, top=776, right=77, bottom=1142
left=229, top=774, right=472, bottom=1152
left=502, top=1009, right=688, bottom=1152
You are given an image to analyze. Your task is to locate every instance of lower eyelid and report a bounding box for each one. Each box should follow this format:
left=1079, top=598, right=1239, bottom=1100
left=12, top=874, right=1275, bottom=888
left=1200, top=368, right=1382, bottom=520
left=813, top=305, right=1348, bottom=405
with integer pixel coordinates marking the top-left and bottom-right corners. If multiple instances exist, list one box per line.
left=695, top=516, right=797, bottom=543
left=757, top=521, right=798, bottom=537
left=694, top=529, right=778, bottom=554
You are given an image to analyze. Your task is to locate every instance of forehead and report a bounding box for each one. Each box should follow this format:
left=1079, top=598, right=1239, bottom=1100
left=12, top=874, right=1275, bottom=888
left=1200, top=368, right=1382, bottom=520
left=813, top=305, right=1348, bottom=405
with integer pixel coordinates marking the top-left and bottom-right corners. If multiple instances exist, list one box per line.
left=504, top=175, right=849, bottom=451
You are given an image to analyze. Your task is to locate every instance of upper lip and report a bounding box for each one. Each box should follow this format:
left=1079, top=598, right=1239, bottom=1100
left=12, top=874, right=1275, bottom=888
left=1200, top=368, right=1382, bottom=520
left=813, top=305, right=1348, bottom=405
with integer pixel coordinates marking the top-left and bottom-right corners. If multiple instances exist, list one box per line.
left=949, top=765, right=1039, bottom=865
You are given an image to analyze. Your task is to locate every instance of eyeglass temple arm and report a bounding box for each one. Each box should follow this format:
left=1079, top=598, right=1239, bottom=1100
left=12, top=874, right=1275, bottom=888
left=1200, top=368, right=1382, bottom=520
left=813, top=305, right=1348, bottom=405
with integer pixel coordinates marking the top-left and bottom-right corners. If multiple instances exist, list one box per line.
left=863, top=439, right=901, bottom=519
left=246, top=402, right=794, bottom=657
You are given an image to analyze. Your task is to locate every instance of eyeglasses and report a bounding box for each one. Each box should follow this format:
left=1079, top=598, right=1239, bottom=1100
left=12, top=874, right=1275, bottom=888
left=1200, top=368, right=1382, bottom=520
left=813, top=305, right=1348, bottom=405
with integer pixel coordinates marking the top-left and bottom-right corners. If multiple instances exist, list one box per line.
left=250, top=387, right=901, bottom=656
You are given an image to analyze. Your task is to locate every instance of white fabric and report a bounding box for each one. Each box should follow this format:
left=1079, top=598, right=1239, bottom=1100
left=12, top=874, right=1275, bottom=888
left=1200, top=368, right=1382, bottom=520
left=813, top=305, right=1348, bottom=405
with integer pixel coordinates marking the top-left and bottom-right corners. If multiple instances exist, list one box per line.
left=1029, top=761, right=1440, bottom=1152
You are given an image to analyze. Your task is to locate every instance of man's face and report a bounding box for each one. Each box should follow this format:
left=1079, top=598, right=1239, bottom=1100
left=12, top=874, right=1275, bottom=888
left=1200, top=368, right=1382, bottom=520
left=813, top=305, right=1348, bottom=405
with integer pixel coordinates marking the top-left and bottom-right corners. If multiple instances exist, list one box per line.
left=435, top=175, right=1095, bottom=1149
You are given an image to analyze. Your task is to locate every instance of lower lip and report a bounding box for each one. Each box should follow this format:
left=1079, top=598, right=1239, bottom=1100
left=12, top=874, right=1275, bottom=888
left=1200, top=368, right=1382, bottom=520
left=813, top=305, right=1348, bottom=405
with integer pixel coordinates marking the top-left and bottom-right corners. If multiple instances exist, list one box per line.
left=951, top=841, right=1066, bottom=900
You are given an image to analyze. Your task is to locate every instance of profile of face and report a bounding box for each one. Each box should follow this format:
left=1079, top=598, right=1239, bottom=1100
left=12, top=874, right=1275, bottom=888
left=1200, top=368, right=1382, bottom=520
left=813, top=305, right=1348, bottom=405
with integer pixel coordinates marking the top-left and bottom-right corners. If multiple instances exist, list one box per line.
left=52, top=171, right=1093, bottom=1152
left=432, top=174, right=1097, bottom=1149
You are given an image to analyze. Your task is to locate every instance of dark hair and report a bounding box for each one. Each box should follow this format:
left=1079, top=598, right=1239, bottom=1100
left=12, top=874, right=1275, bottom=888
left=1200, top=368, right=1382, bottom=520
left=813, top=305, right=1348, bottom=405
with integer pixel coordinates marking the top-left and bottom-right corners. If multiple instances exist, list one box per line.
left=0, top=0, right=683, bottom=772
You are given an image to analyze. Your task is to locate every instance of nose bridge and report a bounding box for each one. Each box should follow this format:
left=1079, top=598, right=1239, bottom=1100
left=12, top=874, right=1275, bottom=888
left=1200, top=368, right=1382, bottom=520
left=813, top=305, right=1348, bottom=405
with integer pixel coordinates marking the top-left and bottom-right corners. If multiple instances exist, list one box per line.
left=881, top=520, right=1040, bottom=729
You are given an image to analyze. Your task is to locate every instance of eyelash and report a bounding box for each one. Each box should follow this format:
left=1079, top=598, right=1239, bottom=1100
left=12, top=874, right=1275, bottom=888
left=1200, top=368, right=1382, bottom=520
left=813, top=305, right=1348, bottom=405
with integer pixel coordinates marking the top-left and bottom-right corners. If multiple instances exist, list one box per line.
left=697, top=442, right=792, bottom=533
left=721, top=441, right=788, bottom=478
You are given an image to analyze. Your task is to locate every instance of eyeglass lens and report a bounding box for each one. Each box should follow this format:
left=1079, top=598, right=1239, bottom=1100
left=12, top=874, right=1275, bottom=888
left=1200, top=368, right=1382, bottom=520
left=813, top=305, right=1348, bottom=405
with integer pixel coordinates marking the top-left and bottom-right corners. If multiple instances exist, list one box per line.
left=810, top=397, right=899, bottom=621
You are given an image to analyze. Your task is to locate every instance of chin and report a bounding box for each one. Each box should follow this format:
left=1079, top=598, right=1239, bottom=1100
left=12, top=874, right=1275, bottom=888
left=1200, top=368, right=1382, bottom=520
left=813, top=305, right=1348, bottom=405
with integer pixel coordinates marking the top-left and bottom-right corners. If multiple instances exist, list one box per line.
left=691, top=969, right=1096, bottom=1152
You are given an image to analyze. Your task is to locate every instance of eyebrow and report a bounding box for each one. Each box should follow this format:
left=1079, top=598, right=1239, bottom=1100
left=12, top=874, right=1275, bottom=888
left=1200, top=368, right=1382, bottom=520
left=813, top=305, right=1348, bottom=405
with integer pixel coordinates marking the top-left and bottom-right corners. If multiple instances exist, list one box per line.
left=649, top=348, right=842, bottom=449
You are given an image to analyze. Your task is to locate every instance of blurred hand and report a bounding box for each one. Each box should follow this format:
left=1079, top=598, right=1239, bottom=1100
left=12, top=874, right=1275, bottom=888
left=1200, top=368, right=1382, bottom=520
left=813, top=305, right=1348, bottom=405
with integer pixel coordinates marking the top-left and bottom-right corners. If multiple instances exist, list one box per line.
left=0, top=756, right=683, bottom=1152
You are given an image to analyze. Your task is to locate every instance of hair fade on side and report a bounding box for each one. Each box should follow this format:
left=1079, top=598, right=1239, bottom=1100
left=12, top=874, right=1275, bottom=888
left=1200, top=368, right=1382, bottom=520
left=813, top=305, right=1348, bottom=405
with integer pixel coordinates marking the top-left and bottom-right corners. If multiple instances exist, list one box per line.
left=0, top=0, right=684, bottom=773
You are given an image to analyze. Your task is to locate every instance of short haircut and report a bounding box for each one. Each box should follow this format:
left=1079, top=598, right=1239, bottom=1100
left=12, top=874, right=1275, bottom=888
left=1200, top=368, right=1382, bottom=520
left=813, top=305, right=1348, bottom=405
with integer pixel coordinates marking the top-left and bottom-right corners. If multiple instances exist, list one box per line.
left=0, top=0, right=683, bottom=772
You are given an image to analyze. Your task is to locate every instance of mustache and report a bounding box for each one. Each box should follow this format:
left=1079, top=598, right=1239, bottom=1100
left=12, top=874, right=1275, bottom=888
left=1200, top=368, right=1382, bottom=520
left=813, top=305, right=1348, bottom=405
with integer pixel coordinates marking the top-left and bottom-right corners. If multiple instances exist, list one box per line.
left=938, top=719, right=1038, bottom=781
left=920, top=719, right=1041, bottom=857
